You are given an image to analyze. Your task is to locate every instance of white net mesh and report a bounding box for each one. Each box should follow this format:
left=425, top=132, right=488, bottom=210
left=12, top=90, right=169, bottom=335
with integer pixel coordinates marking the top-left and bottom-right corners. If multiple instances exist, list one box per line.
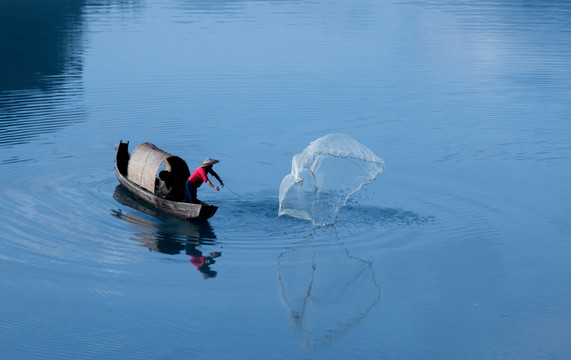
left=279, top=134, right=384, bottom=225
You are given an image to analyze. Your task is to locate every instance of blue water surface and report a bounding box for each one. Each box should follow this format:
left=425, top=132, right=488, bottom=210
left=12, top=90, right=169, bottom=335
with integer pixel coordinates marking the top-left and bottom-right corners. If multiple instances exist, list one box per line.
left=1, top=0, right=571, bottom=359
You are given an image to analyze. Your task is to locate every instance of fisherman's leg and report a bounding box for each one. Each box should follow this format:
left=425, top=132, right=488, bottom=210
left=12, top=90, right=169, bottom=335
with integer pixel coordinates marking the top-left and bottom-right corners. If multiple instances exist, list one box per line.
left=183, top=180, right=192, bottom=203
left=190, top=187, right=199, bottom=204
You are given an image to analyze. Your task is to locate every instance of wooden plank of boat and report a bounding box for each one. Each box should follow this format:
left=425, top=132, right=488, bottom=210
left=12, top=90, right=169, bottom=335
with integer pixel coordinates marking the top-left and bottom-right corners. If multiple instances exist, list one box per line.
left=115, top=141, right=218, bottom=219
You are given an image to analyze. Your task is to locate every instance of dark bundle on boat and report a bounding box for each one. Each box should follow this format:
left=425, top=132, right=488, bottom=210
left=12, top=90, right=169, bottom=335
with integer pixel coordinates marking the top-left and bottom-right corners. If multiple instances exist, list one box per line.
left=115, top=141, right=218, bottom=219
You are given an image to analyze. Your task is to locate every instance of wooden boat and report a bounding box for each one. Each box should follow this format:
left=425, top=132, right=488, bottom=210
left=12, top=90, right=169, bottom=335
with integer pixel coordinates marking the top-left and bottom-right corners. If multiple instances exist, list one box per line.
left=114, top=141, right=218, bottom=219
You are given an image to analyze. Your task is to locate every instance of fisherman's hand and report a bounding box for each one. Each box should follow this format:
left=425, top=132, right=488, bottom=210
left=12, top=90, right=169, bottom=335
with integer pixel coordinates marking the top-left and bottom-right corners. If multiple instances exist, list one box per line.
left=214, top=186, right=220, bottom=191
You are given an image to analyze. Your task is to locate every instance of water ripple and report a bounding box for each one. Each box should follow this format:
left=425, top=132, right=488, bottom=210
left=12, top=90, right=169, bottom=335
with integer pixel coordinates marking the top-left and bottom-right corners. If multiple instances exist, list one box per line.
left=0, top=168, right=138, bottom=266
left=0, top=81, right=85, bottom=148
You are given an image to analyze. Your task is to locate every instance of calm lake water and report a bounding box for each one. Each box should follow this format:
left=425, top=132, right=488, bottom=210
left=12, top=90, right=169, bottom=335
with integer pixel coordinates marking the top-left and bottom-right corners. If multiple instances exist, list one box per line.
left=1, top=0, right=571, bottom=359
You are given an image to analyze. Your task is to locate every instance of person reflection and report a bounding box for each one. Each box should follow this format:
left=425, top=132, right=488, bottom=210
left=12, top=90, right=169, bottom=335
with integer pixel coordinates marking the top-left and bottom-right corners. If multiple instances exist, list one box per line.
left=186, top=243, right=221, bottom=279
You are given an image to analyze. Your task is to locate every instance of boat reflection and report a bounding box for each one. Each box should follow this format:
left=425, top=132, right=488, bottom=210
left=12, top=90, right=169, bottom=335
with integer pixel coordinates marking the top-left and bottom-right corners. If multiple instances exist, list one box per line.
left=277, top=226, right=381, bottom=347
left=112, top=185, right=221, bottom=278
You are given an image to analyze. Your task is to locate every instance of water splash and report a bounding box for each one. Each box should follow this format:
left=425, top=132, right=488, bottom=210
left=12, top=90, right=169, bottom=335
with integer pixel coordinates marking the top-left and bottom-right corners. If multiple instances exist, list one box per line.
left=279, top=134, right=384, bottom=225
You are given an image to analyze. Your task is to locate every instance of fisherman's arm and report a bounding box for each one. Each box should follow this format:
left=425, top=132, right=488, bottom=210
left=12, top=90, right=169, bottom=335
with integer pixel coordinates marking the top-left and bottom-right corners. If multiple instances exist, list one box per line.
left=206, top=180, right=220, bottom=191
left=208, top=169, right=224, bottom=186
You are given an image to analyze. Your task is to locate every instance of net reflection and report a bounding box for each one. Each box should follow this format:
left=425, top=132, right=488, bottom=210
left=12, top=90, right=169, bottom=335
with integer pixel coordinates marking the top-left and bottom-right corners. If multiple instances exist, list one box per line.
left=112, top=185, right=221, bottom=279
left=277, top=226, right=380, bottom=347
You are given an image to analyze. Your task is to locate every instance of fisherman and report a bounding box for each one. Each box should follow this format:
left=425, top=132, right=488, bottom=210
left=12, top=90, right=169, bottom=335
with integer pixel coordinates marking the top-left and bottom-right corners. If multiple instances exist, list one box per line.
left=155, top=170, right=173, bottom=199
left=183, top=158, right=224, bottom=204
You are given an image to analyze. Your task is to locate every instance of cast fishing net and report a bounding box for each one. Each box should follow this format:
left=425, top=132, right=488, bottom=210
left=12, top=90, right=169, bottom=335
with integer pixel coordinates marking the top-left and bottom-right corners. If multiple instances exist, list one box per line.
left=278, top=134, right=384, bottom=225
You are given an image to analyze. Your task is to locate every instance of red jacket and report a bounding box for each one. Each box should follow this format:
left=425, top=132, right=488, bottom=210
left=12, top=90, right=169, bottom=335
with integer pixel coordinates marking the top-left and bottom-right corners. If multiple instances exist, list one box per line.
left=188, top=167, right=209, bottom=187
